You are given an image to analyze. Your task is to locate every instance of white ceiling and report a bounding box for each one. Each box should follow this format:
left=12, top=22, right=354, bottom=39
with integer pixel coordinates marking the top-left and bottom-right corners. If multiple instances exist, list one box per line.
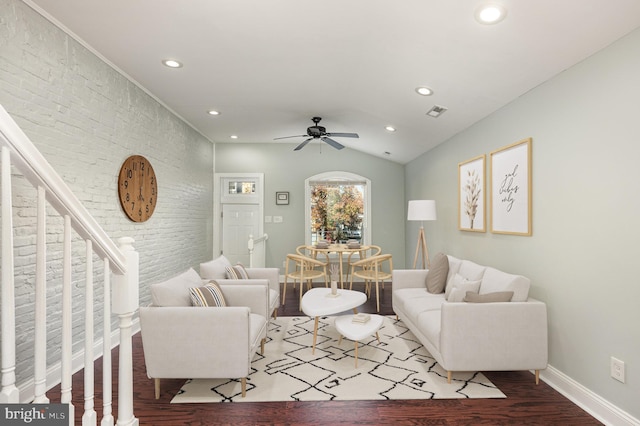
left=25, top=0, right=640, bottom=164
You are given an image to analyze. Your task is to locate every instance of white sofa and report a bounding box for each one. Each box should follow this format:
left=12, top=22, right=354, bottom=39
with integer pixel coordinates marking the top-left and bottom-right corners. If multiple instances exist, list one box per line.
left=392, top=254, right=548, bottom=384
left=139, top=267, right=269, bottom=398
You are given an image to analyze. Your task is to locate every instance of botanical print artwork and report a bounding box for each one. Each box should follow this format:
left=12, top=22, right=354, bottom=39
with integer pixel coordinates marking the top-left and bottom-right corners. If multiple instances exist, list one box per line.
left=490, top=138, right=532, bottom=236
left=464, top=169, right=481, bottom=228
left=458, top=155, right=486, bottom=232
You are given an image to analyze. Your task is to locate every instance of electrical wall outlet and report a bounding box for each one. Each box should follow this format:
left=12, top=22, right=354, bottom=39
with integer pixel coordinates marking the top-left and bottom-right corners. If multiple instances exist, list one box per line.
left=611, top=357, right=625, bottom=383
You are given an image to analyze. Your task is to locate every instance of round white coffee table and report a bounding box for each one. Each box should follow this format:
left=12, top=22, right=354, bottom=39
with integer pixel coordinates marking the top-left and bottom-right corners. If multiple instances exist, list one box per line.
left=334, top=314, right=384, bottom=367
left=301, top=287, right=367, bottom=354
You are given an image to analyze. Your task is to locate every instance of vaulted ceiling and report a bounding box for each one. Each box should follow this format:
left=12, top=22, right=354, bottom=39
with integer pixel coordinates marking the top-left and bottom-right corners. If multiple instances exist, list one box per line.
left=25, top=0, right=640, bottom=163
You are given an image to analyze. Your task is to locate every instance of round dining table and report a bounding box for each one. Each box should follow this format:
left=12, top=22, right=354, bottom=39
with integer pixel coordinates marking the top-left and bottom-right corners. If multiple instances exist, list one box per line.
left=306, top=243, right=371, bottom=288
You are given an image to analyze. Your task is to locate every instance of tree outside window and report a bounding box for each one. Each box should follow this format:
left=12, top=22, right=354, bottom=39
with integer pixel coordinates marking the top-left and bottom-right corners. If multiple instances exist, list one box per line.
left=310, top=184, right=363, bottom=243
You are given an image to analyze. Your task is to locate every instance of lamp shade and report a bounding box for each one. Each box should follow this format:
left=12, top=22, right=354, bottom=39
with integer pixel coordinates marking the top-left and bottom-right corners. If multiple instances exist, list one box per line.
left=407, top=200, right=437, bottom=221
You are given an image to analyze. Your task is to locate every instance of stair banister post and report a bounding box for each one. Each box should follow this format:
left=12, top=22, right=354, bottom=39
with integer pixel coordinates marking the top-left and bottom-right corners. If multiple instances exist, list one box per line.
left=1, top=146, right=19, bottom=403
left=112, top=237, right=139, bottom=426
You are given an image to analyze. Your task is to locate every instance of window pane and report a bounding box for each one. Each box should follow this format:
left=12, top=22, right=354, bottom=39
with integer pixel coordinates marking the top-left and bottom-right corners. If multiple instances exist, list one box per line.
left=310, top=183, right=364, bottom=244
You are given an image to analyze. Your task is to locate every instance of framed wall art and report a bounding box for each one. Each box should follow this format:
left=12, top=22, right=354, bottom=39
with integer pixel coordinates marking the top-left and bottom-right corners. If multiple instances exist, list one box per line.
left=458, top=154, right=486, bottom=232
left=490, top=138, right=532, bottom=236
left=276, top=191, right=289, bottom=205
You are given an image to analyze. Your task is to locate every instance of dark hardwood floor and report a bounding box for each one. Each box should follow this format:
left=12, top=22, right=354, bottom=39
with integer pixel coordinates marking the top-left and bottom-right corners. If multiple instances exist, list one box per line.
left=48, top=282, right=601, bottom=425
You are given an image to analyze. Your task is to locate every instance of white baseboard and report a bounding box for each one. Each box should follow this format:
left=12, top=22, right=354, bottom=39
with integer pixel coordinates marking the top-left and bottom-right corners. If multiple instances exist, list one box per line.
left=540, top=365, right=639, bottom=426
left=18, top=318, right=141, bottom=403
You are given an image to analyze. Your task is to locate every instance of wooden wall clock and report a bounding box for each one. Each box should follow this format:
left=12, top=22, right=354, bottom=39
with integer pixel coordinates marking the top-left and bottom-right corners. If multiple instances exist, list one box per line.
left=118, top=155, right=158, bottom=222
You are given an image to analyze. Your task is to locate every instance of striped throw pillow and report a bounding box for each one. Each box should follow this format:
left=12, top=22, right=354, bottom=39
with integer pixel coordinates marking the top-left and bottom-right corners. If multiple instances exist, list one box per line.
left=225, top=264, right=249, bottom=279
left=189, top=281, right=226, bottom=307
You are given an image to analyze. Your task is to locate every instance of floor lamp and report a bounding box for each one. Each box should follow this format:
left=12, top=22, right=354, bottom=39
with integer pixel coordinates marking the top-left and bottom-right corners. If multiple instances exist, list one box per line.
left=408, top=200, right=437, bottom=269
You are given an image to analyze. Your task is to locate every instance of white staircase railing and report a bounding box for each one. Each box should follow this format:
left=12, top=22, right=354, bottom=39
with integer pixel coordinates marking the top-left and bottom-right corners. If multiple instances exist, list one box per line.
left=247, top=233, right=268, bottom=268
left=0, top=104, right=138, bottom=426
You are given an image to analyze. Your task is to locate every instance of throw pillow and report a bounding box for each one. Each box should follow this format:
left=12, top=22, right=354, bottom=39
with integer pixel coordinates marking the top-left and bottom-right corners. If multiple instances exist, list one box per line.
left=425, top=252, right=448, bottom=294
left=464, top=291, right=514, bottom=303
left=447, top=287, right=467, bottom=303
left=445, top=273, right=481, bottom=301
left=150, top=268, right=203, bottom=307
left=226, top=263, right=249, bottom=279
left=189, top=281, right=227, bottom=307
left=200, top=255, right=232, bottom=279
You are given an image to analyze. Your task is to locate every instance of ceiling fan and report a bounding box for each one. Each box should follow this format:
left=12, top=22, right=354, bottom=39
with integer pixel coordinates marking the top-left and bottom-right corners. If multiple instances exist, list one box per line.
left=274, top=117, right=359, bottom=151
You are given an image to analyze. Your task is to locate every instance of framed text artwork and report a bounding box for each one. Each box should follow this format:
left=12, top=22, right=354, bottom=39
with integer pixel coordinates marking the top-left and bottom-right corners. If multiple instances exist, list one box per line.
left=458, top=154, right=486, bottom=232
left=276, top=191, right=289, bottom=205
left=490, top=138, right=532, bottom=236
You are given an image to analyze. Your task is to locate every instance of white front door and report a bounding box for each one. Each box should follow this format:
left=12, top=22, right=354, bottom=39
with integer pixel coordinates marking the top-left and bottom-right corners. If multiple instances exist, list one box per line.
left=213, top=173, right=264, bottom=266
left=222, top=204, right=260, bottom=266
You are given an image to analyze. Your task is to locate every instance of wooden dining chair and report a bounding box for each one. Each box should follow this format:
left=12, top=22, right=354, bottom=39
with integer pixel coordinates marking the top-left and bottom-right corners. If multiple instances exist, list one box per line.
left=348, top=253, right=393, bottom=312
left=346, top=245, right=381, bottom=286
left=282, top=254, right=329, bottom=309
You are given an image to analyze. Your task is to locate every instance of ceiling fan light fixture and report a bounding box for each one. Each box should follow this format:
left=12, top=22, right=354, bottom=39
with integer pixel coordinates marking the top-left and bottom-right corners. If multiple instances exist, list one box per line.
left=415, top=87, right=433, bottom=96
left=475, top=4, right=507, bottom=25
left=162, top=59, right=183, bottom=68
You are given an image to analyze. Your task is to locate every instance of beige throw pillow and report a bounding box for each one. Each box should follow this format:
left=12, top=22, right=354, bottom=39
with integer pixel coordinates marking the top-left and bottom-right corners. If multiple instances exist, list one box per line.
left=425, top=252, right=448, bottom=294
left=200, top=255, right=232, bottom=279
left=445, top=273, right=481, bottom=301
left=464, top=291, right=514, bottom=303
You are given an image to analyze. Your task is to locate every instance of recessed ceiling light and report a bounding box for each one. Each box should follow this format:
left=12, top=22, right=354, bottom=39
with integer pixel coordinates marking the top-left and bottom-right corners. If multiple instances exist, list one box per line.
left=207, top=110, right=220, bottom=116
left=230, top=135, right=238, bottom=139
left=162, top=59, right=183, bottom=68
left=385, top=126, right=396, bottom=132
left=475, top=4, right=507, bottom=24
left=415, top=87, right=433, bottom=96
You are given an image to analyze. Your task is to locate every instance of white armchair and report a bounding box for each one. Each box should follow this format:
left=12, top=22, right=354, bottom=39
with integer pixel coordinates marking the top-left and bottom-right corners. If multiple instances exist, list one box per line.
left=200, top=256, right=280, bottom=319
left=139, top=268, right=269, bottom=398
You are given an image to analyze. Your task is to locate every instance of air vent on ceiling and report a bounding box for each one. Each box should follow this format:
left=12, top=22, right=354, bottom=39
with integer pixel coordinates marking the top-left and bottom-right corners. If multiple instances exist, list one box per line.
left=426, top=105, right=448, bottom=118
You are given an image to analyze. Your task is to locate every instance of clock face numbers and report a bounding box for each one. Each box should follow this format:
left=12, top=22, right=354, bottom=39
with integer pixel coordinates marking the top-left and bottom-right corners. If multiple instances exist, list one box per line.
left=118, top=155, right=157, bottom=222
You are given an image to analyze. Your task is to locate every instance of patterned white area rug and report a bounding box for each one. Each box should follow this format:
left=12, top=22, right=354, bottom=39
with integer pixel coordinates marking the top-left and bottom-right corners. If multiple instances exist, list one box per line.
left=171, top=316, right=506, bottom=403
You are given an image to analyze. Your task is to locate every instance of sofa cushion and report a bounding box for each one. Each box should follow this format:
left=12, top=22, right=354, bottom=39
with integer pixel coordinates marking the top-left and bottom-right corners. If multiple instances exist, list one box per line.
left=445, top=273, right=481, bottom=300
left=151, top=268, right=203, bottom=307
left=401, top=291, right=447, bottom=324
left=445, top=255, right=463, bottom=287
left=189, top=281, right=227, bottom=307
left=458, top=260, right=486, bottom=281
left=200, top=255, right=232, bottom=280
left=480, top=267, right=530, bottom=302
left=226, top=264, right=249, bottom=280
left=464, top=291, right=514, bottom=303
left=425, top=252, right=448, bottom=294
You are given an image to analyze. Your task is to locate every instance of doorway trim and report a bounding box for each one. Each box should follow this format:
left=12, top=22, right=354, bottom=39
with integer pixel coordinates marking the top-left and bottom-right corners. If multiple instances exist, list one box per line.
left=213, top=172, right=264, bottom=258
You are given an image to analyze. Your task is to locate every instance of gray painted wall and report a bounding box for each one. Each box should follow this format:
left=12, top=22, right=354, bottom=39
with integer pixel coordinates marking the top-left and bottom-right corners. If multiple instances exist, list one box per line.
left=1, top=0, right=213, bottom=385
left=214, top=143, right=406, bottom=273
left=404, top=27, right=640, bottom=419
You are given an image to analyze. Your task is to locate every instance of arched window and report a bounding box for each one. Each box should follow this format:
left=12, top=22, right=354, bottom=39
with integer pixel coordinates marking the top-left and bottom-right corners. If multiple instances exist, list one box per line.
left=305, top=171, right=371, bottom=246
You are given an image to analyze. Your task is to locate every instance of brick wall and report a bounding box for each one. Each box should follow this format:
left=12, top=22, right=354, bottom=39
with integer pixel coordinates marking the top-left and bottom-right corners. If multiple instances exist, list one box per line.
left=1, top=0, right=213, bottom=387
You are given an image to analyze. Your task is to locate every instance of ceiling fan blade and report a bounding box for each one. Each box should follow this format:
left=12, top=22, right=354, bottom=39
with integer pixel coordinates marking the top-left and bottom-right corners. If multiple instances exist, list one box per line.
left=274, top=135, right=307, bottom=140
left=294, top=138, right=313, bottom=151
left=321, top=137, right=345, bottom=150
left=326, top=132, right=359, bottom=139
